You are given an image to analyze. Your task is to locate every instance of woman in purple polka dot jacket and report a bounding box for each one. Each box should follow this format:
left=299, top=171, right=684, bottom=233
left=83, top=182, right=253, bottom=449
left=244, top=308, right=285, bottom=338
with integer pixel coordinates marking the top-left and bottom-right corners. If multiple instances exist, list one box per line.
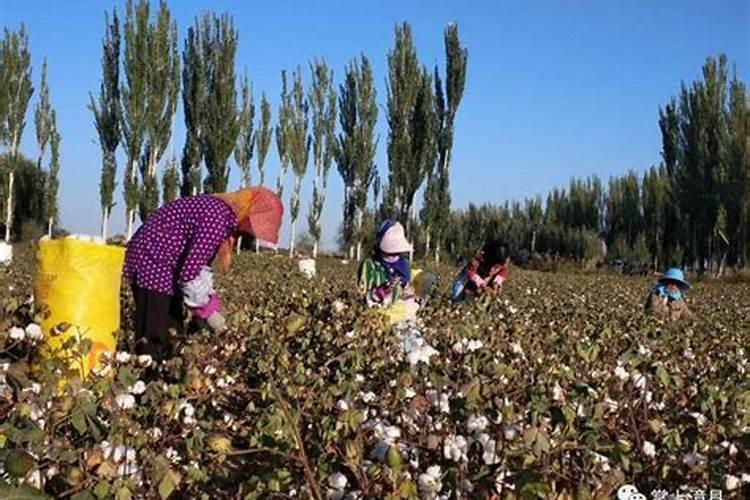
left=123, top=187, right=283, bottom=360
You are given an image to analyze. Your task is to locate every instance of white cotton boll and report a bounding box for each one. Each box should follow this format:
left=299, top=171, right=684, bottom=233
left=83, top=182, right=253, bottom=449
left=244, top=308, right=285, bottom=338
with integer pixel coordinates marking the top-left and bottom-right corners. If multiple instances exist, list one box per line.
left=136, top=354, right=153, bottom=367
left=25, top=469, right=43, bottom=490
left=404, top=387, right=416, bottom=399
left=115, top=351, right=131, bottom=363
left=328, top=472, right=348, bottom=490
left=204, top=365, right=217, bottom=375
left=604, top=398, right=619, bottom=412
left=128, top=381, right=147, bottom=395
left=354, top=374, right=365, bottom=383
left=332, top=300, right=346, bottom=314
left=452, top=341, right=466, bottom=354
left=552, top=382, right=564, bottom=402
left=165, top=448, right=180, bottom=464
left=632, top=372, right=647, bottom=389
left=383, top=426, right=401, bottom=441
left=337, top=400, right=350, bottom=412
left=510, top=342, right=524, bottom=356
left=183, top=415, right=197, bottom=426
left=116, top=394, right=136, bottom=410
left=728, top=443, right=738, bottom=456
left=9, top=326, right=25, bottom=341
left=637, top=344, right=652, bottom=357
left=24, top=323, right=43, bottom=341
left=362, top=391, right=377, bottom=404
left=614, top=365, right=629, bottom=381
left=467, top=340, right=483, bottom=352
left=443, top=435, right=469, bottom=462
left=418, top=466, right=443, bottom=498
left=642, top=440, right=656, bottom=458
left=689, top=412, right=707, bottom=427
left=476, top=433, right=499, bottom=465
left=725, top=474, right=740, bottom=491
left=742, top=473, right=750, bottom=483
left=467, top=414, right=489, bottom=434
left=503, top=425, right=520, bottom=441
left=147, top=428, right=163, bottom=440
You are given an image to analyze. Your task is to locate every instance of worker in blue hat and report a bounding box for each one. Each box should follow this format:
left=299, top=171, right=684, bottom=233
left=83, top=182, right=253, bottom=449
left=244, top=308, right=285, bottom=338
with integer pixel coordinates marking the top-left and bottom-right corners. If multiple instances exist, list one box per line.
left=644, top=267, right=693, bottom=320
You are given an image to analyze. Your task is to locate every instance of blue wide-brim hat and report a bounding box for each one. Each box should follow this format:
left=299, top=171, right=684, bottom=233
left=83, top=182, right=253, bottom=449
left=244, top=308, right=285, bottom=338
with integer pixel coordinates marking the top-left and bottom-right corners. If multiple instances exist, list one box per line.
left=658, top=267, right=690, bottom=290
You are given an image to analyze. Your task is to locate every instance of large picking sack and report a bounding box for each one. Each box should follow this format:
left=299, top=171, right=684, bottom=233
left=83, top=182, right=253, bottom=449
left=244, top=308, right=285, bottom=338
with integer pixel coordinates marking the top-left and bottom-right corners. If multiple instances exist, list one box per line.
left=0, top=241, right=12, bottom=265
left=34, top=238, right=125, bottom=379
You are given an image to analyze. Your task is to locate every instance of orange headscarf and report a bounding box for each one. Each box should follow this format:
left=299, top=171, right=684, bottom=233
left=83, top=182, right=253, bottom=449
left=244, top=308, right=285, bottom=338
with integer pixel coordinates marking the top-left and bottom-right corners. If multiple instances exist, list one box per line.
left=213, top=187, right=283, bottom=273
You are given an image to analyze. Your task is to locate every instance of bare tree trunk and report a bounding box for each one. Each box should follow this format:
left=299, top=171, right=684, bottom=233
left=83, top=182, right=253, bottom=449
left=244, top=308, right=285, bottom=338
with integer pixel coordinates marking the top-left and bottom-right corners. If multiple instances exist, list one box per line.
left=4, top=170, right=14, bottom=243
left=255, top=238, right=260, bottom=254
left=101, top=208, right=109, bottom=240
left=289, top=219, right=296, bottom=258
left=425, top=230, right=431, bottom=259
left=348, top=245, right=354, bottom=260
left=126, top=209, right=136, bottom=241
left=236, top=236, right=242, bottom=255
left=313, top=241, right=318, bottom=259
left=531, top=230, right=537, bottom=254
left=47, top=217, right=53, bottom=239
left=435, top=242, right=441, bottom=264
left=356, top=242, right=362, bottom=262
left=191, top=186, right=197, bottom=197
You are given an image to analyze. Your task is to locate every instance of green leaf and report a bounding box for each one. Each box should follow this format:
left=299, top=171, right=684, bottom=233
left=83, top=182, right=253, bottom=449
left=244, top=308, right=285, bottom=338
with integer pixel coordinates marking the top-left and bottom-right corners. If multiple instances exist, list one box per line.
left=0, top=482, right=52, bottom=500
left=71, top=490, right=96, bottom=500
left=93, top=482, right=110, bottom=499
left=5, top=449, right=36, bottom=478
left=71, top=409, right=87, bottom=435
left=158, top=475, right=175, bottom=499
left=656, top=365, right=670, bottom=387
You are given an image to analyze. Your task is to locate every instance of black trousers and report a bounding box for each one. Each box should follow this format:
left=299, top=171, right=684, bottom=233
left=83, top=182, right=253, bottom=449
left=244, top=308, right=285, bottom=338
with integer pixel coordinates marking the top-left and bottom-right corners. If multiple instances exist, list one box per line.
left=131, top=285, right=183, bottom=361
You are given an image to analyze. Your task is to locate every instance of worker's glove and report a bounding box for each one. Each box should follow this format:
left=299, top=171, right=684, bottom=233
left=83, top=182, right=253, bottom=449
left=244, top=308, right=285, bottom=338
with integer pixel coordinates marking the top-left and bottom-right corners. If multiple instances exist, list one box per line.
left=206, top=312, right=227, bottom=333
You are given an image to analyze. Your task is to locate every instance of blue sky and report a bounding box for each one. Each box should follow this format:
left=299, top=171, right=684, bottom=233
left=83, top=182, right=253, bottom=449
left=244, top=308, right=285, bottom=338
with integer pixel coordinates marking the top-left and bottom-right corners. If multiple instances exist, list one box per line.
left=1, top=1, right=748, bottom=250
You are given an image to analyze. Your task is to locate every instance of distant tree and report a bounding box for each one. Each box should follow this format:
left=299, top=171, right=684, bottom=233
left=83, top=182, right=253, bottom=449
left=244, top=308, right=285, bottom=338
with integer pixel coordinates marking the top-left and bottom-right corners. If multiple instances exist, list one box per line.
left=138, top=0, right=180, bottom=221
left=201, top=13, right=240, bottom=193
left=180, top=21, right=205, bottom=196
left=275, top=70, right=292, bottom=200
left=256, top=92, right=272, bottom=186
left=234, top=72, right=255, bottom=187
left=121, top=0, right=149, bottom=238
left=44, top=115, right=60, bottom=236
left=337, top=55, right=378, bottom=260
left=89, top=9, right=121, bottom=239
left=307, top=59, right=337, bottom=258
left=1, top=25, right=33, bottom=243
left=286, top=68, right=310, bottom=257
left=422, top=23, right=467, bottom=262
left=162, top=155, right=179, bottom=203
left=34, top=59, right=52, bottom=223
left=725, top=72, right=748, bottom=267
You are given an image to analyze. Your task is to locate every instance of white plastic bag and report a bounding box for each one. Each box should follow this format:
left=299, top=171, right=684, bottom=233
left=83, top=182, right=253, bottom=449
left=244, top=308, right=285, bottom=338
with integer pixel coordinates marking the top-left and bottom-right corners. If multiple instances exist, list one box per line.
left=298, top=258, right=316, bottom=278
left=0, top=242, right=12, bottom=265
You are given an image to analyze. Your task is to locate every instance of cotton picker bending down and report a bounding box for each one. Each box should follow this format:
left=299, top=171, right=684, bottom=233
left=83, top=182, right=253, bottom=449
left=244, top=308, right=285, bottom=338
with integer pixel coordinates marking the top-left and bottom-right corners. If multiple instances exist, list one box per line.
left=123, top=187, right=283, bottom=361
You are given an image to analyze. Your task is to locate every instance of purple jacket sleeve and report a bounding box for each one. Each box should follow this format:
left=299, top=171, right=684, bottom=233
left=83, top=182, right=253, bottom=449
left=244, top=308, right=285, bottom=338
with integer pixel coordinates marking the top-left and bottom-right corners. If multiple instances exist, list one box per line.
left=178, top=214, right=231, bottom=286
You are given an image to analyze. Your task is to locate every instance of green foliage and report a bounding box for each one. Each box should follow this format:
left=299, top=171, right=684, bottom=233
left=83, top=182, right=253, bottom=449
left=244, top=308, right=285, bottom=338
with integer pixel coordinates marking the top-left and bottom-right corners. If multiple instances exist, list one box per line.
left=1, top=24, right=34, bottom=242
left=161, top=155, right=179, bottom=204
left=256, top=92, right=272, bottom=186
left=384, top=23, right=436, bottom=231
left=286, top=68, right=310, bottom=255
left=337, top=55, right=378, bottom=255
left=234, top=72, right=255, bottom=188
left=89, top=9, right=121, bottom=237
left=180, top=21, right=205, bottom=196
left=275, top=70, right=292, bottom=199
left=201, top=12, right=240, bottom=194
left=307, top=59, right=337, bottom=255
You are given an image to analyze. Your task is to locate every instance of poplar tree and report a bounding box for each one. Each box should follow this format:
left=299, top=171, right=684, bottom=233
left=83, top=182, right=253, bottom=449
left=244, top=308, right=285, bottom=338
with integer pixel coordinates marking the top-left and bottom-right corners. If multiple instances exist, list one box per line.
left=422, top=23, right=468, bottom=262
left=275, top=71, right=291, bottom=200
left=202, top=13, right=240, bottom=194
left=1, top=25, right=33, bottom=243
left=34, top=59, right=52, bottom=222
left=139, top=0, right=179, bottom=221
left=121, top=0, right=149, bottom=238
left=44, top=114, right=60, bottom=236
left=234, top=73, right=255, bottom=187
left=286, top=68, right=310, bottom=257
left=307, top=59, right=336, bottom=258
left=162, top=155, right=179, bottom=203
left=256, top=92, right=272, bottom=186
left=336, top=55, right=378, bottom=260
left=180, top=22, right=205, bottom=196
left=89, top=9, right=121, bottom=239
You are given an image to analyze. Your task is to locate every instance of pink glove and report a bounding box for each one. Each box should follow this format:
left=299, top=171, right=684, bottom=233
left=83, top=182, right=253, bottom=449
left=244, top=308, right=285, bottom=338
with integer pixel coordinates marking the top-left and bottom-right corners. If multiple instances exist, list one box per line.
left=193, top=294, right=222, bottom=320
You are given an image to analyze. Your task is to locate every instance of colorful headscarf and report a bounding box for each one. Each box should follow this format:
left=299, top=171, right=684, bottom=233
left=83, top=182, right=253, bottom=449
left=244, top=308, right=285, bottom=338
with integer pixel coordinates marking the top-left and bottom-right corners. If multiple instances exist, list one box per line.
left=213, top=187, right=283, bottom=273
left=375, top=220, right=411, bottom=286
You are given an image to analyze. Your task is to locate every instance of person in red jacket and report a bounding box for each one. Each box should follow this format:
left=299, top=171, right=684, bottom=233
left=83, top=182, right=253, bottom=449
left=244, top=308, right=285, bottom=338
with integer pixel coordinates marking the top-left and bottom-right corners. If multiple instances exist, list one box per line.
left=450, top=239, right=511, bottom=302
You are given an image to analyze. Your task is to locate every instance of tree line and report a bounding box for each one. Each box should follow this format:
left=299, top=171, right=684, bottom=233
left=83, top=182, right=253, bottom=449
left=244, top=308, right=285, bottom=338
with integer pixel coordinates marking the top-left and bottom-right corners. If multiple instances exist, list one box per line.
left=2, top=3, right=746, bottom=276
left=434, top=56, right=748, bottom=274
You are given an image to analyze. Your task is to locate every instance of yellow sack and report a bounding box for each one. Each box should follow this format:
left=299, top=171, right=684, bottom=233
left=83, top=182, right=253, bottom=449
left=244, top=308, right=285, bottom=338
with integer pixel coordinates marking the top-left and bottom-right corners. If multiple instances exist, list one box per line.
left=381, top=268, right=427, bottom=326
left=34, top=239, right=125, bottom=379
